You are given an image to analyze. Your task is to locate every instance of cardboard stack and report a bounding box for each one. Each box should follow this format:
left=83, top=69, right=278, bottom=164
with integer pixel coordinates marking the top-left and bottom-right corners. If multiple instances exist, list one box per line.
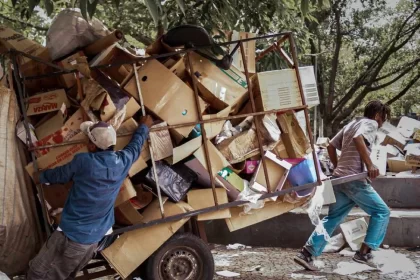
left=3, top=21, right=322, bottom=278
left=378, top=117, right=420, bottom=175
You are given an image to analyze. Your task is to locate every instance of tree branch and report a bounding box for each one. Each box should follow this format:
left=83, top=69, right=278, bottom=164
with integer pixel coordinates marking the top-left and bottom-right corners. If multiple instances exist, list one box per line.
left=326, top=2, right=343, bottom=115
left=386, top=72, right=420, bottom=105
left=369, top=65, right=416, bottom=91
left=0, top=13, right=48, bottom=31
left=369, top=58, right=420, bottom=84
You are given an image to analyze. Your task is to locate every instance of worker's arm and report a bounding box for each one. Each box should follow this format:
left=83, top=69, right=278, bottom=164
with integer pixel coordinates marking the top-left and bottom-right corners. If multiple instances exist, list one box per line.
left=327, top=144, right=339, bottom=168
left=354, top=135, right=379, bottom=179
left=35, top=155, right=82, bottom=185
left=121, top=116, right=152, bottom=165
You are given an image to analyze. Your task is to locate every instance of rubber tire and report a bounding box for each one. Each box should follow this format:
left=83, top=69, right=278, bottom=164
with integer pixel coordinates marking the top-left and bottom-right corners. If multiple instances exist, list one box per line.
left=145, top=233, right=214, bottom=280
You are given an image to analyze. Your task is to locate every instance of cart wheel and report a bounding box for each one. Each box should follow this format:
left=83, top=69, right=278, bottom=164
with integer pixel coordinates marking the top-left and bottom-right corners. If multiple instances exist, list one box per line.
left=146, top=233, right=214, bottom=280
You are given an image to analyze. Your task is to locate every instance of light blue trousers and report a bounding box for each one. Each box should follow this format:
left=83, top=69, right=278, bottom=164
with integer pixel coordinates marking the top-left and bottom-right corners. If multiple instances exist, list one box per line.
left=305, top=180, right=390, bottom=257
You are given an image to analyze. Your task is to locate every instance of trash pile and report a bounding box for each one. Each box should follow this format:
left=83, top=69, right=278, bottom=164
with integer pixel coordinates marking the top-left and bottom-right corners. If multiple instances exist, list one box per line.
left=1, top=9, right=323, bottom=278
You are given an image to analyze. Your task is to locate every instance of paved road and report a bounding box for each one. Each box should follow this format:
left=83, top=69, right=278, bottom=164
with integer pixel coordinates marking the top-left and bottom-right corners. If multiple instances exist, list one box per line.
left=212, top=246, right=420, bottom=280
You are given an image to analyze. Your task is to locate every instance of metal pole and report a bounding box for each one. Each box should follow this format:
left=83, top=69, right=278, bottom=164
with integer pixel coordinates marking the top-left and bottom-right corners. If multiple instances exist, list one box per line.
left=288, top=35, right=322, bottom=185
left=239, top=42, right=272, bottom=193
left=186, top=53, right=219, bottom=207
left=11, top=50, right=52, bottom=236
left=132, top=63, right=165, bottom=218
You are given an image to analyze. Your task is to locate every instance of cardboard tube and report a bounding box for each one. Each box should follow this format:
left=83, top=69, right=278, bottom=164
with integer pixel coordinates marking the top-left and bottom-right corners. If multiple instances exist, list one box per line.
left=84, top=30, right=124, bottom=56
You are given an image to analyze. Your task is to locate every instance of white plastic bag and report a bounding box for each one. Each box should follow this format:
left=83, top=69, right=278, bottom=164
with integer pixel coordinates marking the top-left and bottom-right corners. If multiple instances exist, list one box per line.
left=47, top=8, right=110, bottom=60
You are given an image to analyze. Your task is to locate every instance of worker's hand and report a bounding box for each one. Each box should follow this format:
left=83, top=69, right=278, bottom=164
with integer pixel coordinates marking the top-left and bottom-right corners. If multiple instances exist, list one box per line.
left=367, top=164, right=380, bottom=180
left=139, top=115, right=153, bottom=128
left=32, top=171, right=41, bottom=185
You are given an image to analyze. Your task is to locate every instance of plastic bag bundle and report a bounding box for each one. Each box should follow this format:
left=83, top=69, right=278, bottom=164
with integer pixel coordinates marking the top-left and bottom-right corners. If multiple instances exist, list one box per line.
left=47, top=8, right=110, bottom=60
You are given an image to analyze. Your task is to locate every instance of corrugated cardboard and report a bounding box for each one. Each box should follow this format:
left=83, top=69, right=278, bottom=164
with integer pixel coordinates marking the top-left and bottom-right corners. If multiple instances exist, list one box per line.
left=115, top=118, right=150, bottom=177
left=150, top=122, right=173, bottom=160
left=273, top=138, right=289, bottom=159
left=322, top=179, right=336, bottom=205
left=230, top=31, right=256, bottom=73
left=194, top=140, right=230, bottom=177
left=256, top=66, right=320, bottom=110
left=102, top=200, right=193, bottom=279
left=370, top=146, right=387, bottom=175
left=277, top=111, right=312, bottom=158
left=203, top=106, right=231, bottom=139
left=125, top=97, right=141, bottom=121
left=187, top=52, right=249, bottom=113
left=33, top=108, right=86, bottom=157
left=0, top=26, right=58, bottom=92
left=115, top=199, right=144, bottom=225
left=124, top=59, right=206, bottom=138
left=115, top=178, right=137, bottom=207
left=166, top=57, right=187, bottom=80
left=89, top=43, right=134, bottom=84
left=250, top=151, right=292, bottom=194
left=165, top=136, right=203, bottom=165
left=16, top=120, right=38, bottom=146
left=43, top=182, right=73, bottom=209
left=387, top=156, right=411, bottom=172
left=340, top=217, right=368, bottom=251
left=26, top=89, right=70, bottom=117
left=397, top=116, right=420, bottom=138
left=381, top=131, right=408, bottom=150
left=187, top=188, right=231, bottom=221
left=57, top=51, right=83, bottom=88
left=406, top=154, right=420, bottom=167
left=225, top=200, right=301, bottom=232
left=34, top=103, right=67, bottom=141
left=25, top=133, right=88, bottom=179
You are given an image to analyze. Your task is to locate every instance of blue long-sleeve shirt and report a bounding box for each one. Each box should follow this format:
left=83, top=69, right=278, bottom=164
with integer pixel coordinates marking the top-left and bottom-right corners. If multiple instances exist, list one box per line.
left=40, top=124, right=149, bottom=244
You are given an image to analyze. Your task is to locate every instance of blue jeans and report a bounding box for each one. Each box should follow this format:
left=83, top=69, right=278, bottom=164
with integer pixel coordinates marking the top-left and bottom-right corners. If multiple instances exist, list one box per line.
left=305, top=180, right=390, bottom=257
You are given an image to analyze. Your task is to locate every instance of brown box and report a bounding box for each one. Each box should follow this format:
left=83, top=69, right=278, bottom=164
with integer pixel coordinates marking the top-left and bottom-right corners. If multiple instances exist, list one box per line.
left=228, top=31, right=256, bottom=73
left=150, top=122, right=173, bottom=161
left=124, top=59, right=206, bottom=138
left=381, top=131, right=408, bottom=150
left=115, top=200, right=144, bottom=226
left=387, top=156, right=411, bottom=172
left=26, top=89, right=70, bottom=117
left=187, top=52, right=249, bottom=113
left=34, top=104, right=67, bottom=141
left=115, top=118, right=150, bottom=177
left=187, top=188, right=231, bottom=221
left=115, top=178, right=137, bottom=207
left=277, top=111, right=312, bottom=158
left=102, top=200, right=193, bottom=279
left=57, top=51, right=84, bottom=88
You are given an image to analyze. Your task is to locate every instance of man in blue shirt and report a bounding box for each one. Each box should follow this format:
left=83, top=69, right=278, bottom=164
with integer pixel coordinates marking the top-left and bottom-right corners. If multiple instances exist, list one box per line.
left=27, top=116, right=152, bottom=280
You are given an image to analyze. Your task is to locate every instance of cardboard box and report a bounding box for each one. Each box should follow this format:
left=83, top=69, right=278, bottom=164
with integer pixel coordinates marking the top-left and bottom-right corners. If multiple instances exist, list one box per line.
left=115, top=199, right=143, bottom=225
left=165, top=57, right=187, bottom=80
left=26, top=89, right=70, bottom=117
left=150, top=122, right=173, bottom=160
left=250, top=151, right=292, bottom=194
left=388, top=156, right=411, bottom=172
left=165, top=136, right=202, bottom=165
left=115, top=118, right=150, bottom=177
left=381, top=131, right=408, bottom=150
left=203, top=106, right=231, bottom=139
left=277, top=111, right=312, bottom=158
left=229, top=31, right=256, bottom=73
left=273, top=138, right=289, bottom=159
left=322, top=179, right=336, bottom=205
left=124, top=59, right=205, bottom=138
left=0, top=26, right=58, bottom=92
left=225, top=200, right=302, bottom=232
left=33, top=108, right=87, bottom=157
left=406, top=154, right=420, bottom=167
left=218, top=168, right=245, bottom=192
left=26, top=133, right=89, bottom=179
left=397, top=116, right=420, bottom=138
left=125, top=97, right=141, bottom=121
left=115, top=178, right=137, bottom=207
left=90, top=43, right=134, bottom=84
left=16, top=120, right=38, bottom=146
left=340, top=217, right=368, bottom=251
left=43, top=182, right=73, bottom=209
left=414, top=129, right=420, bottom=142
left=57, top=51, right=83, bottom=88
left=256, top=66, right=319, bottom=110
left=370, top=146, right=387, bottom=176
left=187, top=52, right=249, bottom=113
left=187, top=188, right=231, bottom=221
left=102, top=200, right=193, bottom=279
left=34, top=104, right=67, bottom=141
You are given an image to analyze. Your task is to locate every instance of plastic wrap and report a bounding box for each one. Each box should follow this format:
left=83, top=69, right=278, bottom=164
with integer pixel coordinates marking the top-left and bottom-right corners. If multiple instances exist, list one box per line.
left=145, top=161, right=197, bottom=202
left=288, top=158, right=317, bottom=197
left=47, top=8, right=110, bottom=60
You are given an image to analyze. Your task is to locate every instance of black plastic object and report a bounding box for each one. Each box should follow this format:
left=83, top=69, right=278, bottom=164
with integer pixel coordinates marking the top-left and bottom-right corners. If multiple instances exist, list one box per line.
left=162, top=24, right=233, bottom=70
left=145, top=161, right=197, bottom=202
